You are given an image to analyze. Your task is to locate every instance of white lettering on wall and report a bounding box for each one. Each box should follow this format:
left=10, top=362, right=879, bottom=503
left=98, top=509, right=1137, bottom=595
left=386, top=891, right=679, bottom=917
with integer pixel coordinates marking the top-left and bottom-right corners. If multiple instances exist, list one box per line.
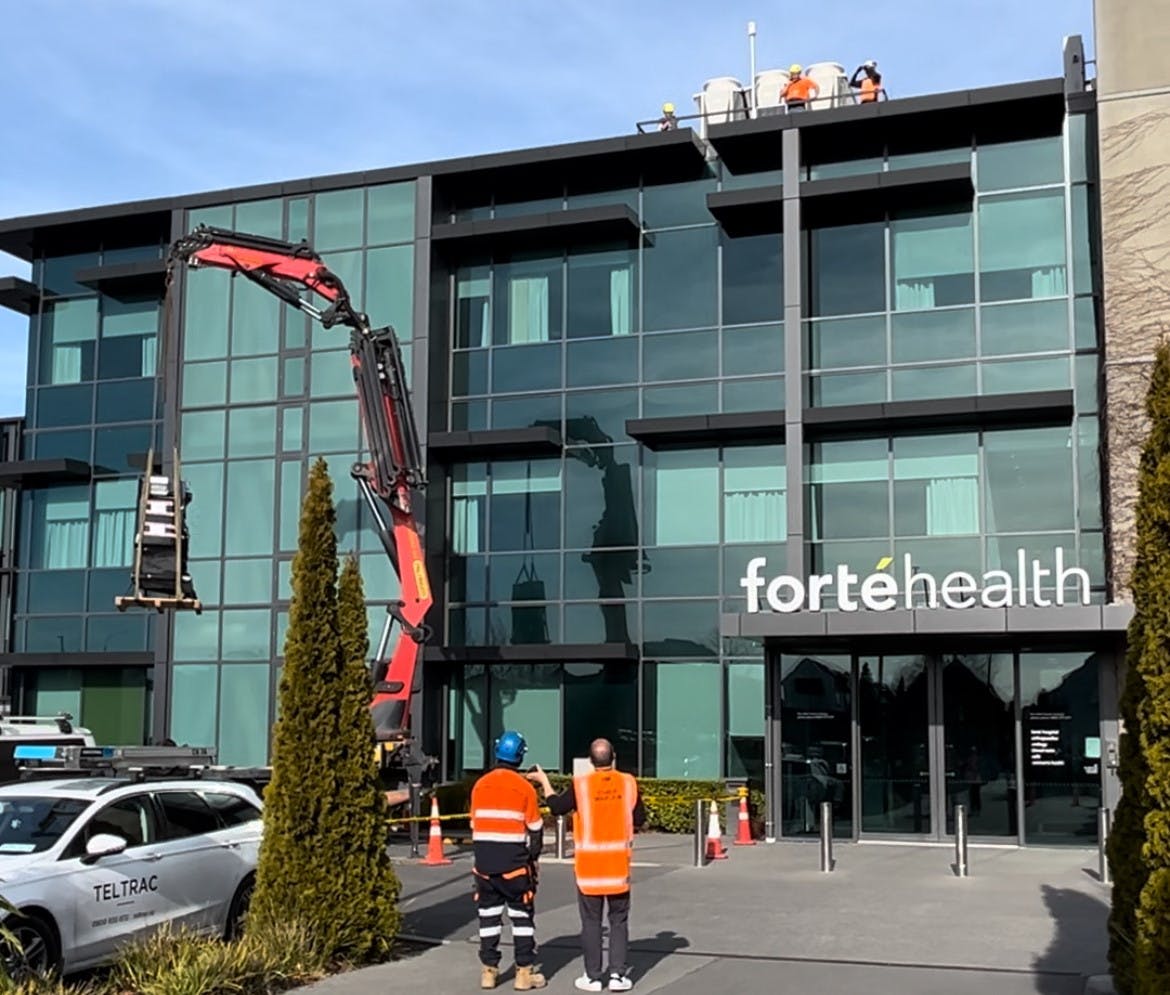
left=739, top=549, right=1092, bottom=613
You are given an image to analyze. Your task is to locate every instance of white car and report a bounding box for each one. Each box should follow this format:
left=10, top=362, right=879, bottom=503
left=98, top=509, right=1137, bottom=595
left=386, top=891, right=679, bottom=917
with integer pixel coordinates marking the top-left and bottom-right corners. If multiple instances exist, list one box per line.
left=0, top=777, right=262, bottom=978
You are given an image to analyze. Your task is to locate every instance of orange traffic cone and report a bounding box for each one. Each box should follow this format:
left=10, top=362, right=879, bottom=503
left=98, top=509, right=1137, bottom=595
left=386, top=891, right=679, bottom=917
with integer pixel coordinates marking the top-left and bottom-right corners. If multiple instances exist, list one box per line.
left=421, top=797, right=453, bottom=866
left=705, top=800, right=728, bottom=861
left=733, top=790, right=756, bottom=846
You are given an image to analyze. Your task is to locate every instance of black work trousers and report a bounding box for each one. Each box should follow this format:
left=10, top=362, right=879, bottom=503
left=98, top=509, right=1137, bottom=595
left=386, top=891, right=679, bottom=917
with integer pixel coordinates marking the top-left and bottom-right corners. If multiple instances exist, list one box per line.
left=577, top=889, right=630, bottom=982
left=475, top=868, right=538, bottom=968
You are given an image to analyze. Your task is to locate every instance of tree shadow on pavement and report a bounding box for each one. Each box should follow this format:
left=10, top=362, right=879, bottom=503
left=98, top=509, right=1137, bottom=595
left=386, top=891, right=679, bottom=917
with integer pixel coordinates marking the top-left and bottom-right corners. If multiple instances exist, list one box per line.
left=1031, top=884, right=1111, bottom=994
left=535, top=930, right=690, bottom=986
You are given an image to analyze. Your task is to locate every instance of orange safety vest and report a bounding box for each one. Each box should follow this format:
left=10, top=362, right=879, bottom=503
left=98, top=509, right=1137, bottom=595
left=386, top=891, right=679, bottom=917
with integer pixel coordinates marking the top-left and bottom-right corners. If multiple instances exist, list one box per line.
left=783, top=78, right=817, bottom=104
left=470, top=767, right=543, bottom=845
left=572, top=769, right=638, bottom=896
left=859, top=78, right=881, bottom=103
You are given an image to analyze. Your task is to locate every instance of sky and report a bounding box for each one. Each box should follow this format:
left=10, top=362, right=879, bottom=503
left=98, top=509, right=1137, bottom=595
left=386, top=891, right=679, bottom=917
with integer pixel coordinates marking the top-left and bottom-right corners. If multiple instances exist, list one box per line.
left=0, top=0, right=1096, bottom=418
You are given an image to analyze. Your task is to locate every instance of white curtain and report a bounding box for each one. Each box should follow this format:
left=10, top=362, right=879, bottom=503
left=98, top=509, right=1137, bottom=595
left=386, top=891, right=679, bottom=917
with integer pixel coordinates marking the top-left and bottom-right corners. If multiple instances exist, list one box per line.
left=92, top=509, right=136, bottom=568
left=609, top=268, right=631, bottom=336
left=926, top=477, right=979, bottom=536
left=452, top=497, right=482, bottom=555
left=44, top=520, right=89, bottom=569
left=1031, top=266, right=1068, bottom=298
left=895, top=280, right=936, bottom=311
left=141, top=336, right=158, bottom=377
left=724, top=488, right=786, bottom=542
left=52, top=346, right=82, bottom=385
left=509, top=277, right=550, bottom=344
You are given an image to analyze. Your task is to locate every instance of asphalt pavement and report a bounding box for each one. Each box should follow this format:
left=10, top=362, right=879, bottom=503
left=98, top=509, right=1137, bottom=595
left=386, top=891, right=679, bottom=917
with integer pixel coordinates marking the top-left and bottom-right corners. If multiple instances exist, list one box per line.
left=303, top=834, right=1111, bottom=994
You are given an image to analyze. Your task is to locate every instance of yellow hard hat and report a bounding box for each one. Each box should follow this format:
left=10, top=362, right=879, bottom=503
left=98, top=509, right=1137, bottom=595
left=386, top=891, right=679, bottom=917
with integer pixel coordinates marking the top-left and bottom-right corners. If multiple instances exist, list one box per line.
left=789, top=64, right=802, bottom=75
left=663, top=102, right=675, bottom=114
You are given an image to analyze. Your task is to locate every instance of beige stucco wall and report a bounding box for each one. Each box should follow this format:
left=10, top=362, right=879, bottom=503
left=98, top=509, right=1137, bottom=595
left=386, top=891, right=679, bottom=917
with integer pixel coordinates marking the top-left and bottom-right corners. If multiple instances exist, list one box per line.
left=1097, top=0, right=1170, bottom=600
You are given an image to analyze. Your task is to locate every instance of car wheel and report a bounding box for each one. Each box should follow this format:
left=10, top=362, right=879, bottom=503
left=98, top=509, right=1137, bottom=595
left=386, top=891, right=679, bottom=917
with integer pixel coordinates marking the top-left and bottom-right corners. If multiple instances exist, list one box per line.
left=225, top=875, right=255, bottom=941
left=2, top=914, right=60, bottom=980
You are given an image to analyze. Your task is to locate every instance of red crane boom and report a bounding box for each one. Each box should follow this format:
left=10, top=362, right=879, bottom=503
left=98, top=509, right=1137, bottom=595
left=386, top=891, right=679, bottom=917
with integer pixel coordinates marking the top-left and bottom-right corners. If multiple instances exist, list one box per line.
left=167, top=226, right=433, bottom=770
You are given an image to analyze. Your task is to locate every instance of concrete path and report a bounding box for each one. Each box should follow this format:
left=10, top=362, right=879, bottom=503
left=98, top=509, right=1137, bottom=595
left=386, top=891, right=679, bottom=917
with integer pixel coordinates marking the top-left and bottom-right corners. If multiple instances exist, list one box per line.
left=303, top=834, right=1111, bottom=994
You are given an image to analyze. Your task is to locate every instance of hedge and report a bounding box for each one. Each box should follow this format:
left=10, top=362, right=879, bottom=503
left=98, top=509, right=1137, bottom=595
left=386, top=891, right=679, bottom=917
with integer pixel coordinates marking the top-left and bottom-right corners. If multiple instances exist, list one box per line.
left=422, top=775, right=765, bottom=838
left=1108, top=340, right=1170, bottom=994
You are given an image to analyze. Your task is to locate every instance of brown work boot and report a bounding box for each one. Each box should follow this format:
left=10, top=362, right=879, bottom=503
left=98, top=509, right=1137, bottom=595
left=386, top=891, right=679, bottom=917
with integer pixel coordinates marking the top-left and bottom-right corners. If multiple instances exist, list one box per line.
left=513, top=964, right=547, bottom=990
left=480, top=964, right=499, bottom=989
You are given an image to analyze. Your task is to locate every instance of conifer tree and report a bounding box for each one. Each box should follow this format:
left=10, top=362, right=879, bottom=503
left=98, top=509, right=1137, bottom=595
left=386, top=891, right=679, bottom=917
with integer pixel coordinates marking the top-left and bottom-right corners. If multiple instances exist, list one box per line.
left=1108, top=340, right=1170, bottom=993
left=249, top=458, right=400, bottom=963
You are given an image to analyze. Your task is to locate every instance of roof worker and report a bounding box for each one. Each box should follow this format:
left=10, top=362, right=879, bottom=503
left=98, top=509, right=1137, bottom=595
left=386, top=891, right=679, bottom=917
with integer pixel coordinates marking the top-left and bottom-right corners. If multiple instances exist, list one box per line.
left=850, top=60, right=884, bottom=103
left=781, top=64, right=820, bottom=112
left=471, top=731, right=547, bottom=991
left=528, top=738, right=646, bottom=993
left=657, top=102, right=678, bottom=131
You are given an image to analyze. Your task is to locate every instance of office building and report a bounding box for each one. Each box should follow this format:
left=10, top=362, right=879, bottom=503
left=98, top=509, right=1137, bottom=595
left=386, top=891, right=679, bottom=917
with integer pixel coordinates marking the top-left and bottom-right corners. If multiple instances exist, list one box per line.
left=0, top=20, right=1163, bottom=844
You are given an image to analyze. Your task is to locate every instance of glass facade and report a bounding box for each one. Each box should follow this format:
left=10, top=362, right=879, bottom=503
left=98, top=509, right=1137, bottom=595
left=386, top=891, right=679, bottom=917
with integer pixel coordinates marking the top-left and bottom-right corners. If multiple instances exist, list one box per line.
left=0, top=85, right=1116, bottom=844
left=172, top=183, right=417, bottom=765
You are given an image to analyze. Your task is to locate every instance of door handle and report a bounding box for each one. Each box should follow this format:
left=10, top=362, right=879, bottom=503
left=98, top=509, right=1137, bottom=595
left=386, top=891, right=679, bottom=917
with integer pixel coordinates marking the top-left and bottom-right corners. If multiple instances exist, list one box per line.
left=220, top=842, right=240, bottom=850
left=143, top=852, right=162, bottom=862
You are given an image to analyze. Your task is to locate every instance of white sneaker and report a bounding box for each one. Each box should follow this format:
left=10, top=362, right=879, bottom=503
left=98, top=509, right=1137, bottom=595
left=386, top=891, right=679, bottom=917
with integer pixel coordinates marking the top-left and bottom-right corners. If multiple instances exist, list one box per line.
left=608, top=974, right=633, bottom=991
left=574, top=976, right=603, bottom=992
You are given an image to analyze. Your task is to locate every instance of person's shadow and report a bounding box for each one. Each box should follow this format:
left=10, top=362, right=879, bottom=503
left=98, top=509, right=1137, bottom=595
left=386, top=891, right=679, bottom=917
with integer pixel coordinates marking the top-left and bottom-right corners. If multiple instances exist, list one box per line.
left=1031, top=884, right=1111, bottom=994
left=534, top=930, right=690, bottom=986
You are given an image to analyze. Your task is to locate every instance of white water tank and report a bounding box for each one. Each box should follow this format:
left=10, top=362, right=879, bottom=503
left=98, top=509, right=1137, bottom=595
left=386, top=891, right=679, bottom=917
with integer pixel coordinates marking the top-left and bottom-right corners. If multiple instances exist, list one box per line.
left=804, top=62, right=851, bottom=110
left=697, top=76, right=748, bottom=136
left=754, top=69, right=789, bottom=117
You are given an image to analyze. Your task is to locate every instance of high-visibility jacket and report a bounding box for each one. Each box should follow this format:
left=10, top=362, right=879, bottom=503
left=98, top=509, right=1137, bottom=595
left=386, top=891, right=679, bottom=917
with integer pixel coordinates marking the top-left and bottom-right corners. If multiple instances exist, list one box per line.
left=572, top=769, right=638, bottom=896
left=470, top=766, right=544, bottom=876
left=859, top=78, right=882, bottom=103
left=782, top=78, right=818, bottom=104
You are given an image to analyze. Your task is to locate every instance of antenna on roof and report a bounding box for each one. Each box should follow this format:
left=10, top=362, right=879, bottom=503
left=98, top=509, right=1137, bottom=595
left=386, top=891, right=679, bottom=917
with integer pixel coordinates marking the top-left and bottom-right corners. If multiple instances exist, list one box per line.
left=748, top=21, right=758, bottom=119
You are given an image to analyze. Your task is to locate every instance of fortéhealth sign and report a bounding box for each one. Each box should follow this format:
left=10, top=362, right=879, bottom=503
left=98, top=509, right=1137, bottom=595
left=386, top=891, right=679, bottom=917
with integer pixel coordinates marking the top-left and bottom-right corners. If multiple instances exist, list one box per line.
left=741, top=549, right=1091, bottom=613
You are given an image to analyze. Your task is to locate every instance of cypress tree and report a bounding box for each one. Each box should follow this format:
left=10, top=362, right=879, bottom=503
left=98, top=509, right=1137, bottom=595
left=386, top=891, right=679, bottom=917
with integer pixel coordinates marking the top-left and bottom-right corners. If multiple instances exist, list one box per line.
left=1108, top=340, right=1170, bottom=993
left=249, top=458, right=400, bottom=963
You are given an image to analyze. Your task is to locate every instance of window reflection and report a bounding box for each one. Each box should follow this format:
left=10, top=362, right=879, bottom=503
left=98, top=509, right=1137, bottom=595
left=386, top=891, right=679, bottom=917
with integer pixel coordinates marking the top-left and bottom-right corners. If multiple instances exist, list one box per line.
left=784, top=654, right=852, bottom=837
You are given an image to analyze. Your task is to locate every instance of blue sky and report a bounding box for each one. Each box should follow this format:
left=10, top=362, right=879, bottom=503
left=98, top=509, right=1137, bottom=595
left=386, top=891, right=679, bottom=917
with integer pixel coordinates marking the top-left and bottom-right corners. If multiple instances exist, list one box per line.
left=0, top=0, right=1095, bottom=417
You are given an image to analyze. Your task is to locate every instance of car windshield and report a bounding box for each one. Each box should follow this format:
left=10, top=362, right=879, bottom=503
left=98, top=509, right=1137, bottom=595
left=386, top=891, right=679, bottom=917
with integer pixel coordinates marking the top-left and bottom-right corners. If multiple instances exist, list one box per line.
left=0, top=797, right=89, bottom=854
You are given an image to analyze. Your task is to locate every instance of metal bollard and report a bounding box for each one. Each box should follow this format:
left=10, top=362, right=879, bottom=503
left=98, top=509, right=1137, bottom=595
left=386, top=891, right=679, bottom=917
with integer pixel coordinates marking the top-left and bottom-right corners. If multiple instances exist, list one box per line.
left=819, top=801, right=834, bottom=872
left=1099, top=807, right=1112, bottom=885
left=693, top=799, right=706, bottom=868
left=954, top=804, right=969, bottom=878
left=556, top=815, right=567, bottom=860
left=409, top=782, right=421, bottom=859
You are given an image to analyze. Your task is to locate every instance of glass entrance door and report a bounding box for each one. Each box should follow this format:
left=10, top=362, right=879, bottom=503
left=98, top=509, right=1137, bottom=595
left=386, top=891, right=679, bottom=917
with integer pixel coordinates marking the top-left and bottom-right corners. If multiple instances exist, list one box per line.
left=937, top=653, right=1017, bottom=839
left=859, top=653, right=1017, bottom=840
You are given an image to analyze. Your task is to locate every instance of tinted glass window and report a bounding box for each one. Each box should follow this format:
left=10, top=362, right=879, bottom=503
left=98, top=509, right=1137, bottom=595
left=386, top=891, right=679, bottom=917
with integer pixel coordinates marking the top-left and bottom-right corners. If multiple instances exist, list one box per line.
left=978, top=190, right=1067, bottom=302
left=722, top=233, right=782, bottom=325
left=0, top=797, right=87, bottom=854
left=201, top=791, right=261, bottom=827
left=890, top=208, right=974, bottom=310
left=85, top=794, right=156, bottom=848
left=810, top=222, right=885, bottom=317
left=157, top=790, right=221, bottom=839
left=643, top=227, right=718, bottom=332
left=567, top=247, right=636, bottom=338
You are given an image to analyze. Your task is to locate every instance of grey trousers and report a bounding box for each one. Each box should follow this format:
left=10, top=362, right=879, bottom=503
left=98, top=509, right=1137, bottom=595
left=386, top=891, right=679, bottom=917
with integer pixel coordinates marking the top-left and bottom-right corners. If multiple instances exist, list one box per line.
left=577, top=889, right=630, bottom=981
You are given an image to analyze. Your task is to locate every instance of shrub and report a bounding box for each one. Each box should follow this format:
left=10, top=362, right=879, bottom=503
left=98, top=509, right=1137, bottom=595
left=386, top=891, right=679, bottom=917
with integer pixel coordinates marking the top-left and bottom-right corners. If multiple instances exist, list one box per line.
left=1109, top=339, right=1170, bottom=994
left=108, top=920, right=329, bottom=995
left=248, top=458, right=401, bottom=964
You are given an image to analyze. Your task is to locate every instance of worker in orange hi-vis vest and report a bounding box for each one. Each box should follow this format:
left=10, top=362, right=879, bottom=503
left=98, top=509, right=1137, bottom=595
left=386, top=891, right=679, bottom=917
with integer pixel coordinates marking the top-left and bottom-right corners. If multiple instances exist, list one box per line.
left=471, top=731, right=547, bottom=991
left=528, top=739, right=645, bottom=993
left=850, top=60, right=884, bottom=103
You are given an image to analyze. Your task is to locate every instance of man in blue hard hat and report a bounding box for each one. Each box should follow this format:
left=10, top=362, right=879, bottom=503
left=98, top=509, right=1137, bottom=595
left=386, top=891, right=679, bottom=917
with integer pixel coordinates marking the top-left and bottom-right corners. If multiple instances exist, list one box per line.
left=470, top=730, right=547, bottom=991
